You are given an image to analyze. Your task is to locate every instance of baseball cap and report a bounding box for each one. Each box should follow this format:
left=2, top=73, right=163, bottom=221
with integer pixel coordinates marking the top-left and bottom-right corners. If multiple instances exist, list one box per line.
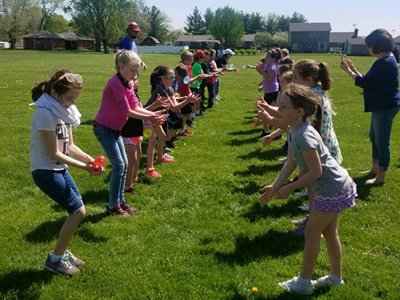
left=224, top=48, right=235, bottom=55
left=195, top=50, right=206, bottom=58
left=128, top=22, right=141, bottom=32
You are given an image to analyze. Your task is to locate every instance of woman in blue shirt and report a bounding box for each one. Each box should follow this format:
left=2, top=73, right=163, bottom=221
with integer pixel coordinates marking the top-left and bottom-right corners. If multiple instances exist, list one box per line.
left=341, top=29, right=400, bottom=185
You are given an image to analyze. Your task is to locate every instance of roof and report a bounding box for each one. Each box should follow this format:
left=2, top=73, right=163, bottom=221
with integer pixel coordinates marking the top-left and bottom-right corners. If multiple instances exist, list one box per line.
left=241, top=34, right=256, bottom=42
left=59, top=32, right=94, bottom=41
left=23, top=30, right=64, bottom=39
left=23, top=30, right=94, bottom=41
left=347, top=37, right=366, bottom=45
left=329, top=32, right=354, bottom=43
left=143, top=36, right=160, bottom=44
left=289, top=22, right=331, bottom=32
left=176, top=35, right=219, bottom=43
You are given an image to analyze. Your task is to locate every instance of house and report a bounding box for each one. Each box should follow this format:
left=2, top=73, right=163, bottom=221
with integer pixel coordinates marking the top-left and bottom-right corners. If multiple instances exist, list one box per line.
left=60, top=32, right=94, bottom=50
left=175, top=35, right=220, bottom=49
left=329, top=32, right=354, bottom=53
left=23, top=31, right=65, bottom=50
left=346, top=37, right=369, bottom=55
left=0, top=41, right=10, bottom=49
left=140, top=36, right=160, bottom=46
left=394, top=35, right=400, bottom=51
left=238, top=34, right=256, bottom=49
left=23, top=31, right=94, bottom=50
left=288, top=22, right=331, bottom=53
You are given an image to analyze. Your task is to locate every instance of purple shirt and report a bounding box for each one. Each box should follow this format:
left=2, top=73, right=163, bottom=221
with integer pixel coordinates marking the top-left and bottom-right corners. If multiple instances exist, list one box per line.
left=262, top=62, right=279, bottom=93
left=94, top=75, right=139, bottom=131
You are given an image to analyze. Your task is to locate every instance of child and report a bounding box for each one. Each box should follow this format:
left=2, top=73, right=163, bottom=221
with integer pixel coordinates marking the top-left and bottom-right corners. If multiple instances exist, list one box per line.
left=174, top=63, right=201, bottom=136
left=93, top=50, right=167, bottom=217
left=121, top=79, right=144, bottom=193
left=190, top=50, right=209, bottom=116
left=30, top=70, right=102, bottom=276
left=259, top=83, right=357, bottom=295
left=179, top=51, right=204, bottom=128
left=256, top=48, right=282, bottom=136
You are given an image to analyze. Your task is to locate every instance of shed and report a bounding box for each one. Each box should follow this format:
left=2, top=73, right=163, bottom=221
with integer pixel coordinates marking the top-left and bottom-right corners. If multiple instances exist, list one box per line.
left=140, top=36, right=161, bottom=46
left=346, top=37, right=369, bottom=55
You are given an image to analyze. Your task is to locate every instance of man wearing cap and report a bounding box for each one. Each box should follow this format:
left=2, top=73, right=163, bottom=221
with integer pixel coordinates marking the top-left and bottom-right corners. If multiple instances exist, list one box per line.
left=119, top=22, right=147, bottom=70
left=214, top=48, right=237, bottom=100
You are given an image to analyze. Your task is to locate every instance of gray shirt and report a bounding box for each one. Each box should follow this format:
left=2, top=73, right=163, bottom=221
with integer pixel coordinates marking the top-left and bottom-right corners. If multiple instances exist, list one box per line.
left=289, top=122, right=351, bottom=197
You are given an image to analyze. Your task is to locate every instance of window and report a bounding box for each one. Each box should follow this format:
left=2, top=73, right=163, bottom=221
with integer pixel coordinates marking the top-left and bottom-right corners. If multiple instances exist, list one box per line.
left=310, top=32, right=319, bottom=38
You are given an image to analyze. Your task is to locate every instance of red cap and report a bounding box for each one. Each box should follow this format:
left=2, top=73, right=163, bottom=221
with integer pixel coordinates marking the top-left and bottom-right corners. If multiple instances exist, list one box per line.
left=195, top=50, right=206, bottom=58
left=128, top=22, right=141, bottom=32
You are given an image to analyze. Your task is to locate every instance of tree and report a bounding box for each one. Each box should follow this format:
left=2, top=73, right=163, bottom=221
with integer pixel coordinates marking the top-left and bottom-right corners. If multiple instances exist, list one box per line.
left=37, top=0, right=64, bottom=31
left=164, top=28, right=183, bottom=44
left=272, top=31, right=288, bottom=48
left=290, top=12, right=307, bottom=23
left=184, top=6, right=206, bottom=34
left=0, top=0, right=34, bottom=48
left=71, top=0, right=131, bottom=53
left=45, top=13, right=73, bottom=32
left=203, top=8, right=214, bottom=32
left=209, top=6, right=244, bottom=48
left=147, top=5, right=168, bottom=43
left=254, top=32, right=273, bottom=49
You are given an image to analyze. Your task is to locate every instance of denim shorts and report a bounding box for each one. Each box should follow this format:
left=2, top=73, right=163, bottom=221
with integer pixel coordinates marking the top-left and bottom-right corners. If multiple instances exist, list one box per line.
left=32, top=169, right=84, bottom=215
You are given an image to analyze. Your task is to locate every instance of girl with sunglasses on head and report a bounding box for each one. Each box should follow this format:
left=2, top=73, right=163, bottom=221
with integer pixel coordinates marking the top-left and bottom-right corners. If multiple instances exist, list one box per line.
left=93, top=50, right=167, bottom=217
left=143, top=66, right=199, bottom=177
left=30, top=70, right=103, bottom=276
left=259, top=83, right=357, bottom=295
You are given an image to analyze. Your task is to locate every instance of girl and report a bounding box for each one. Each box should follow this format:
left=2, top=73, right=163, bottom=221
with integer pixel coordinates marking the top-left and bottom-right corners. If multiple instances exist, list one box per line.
left=256, top=48, right=282, bottom=136
left=289, top=59, right=343, bottom=234
left=144, top=66, right=199, bottom=177
left=341, top=29, right=400, bottom=185
left=30, top=70, right=102, bottom=276
left=93, top=50, right=167, bottom=217
left=260, top=83, right=356, bottom=294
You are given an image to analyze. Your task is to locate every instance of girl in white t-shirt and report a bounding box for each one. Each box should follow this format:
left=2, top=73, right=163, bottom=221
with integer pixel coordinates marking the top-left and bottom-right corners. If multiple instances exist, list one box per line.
left=30, top=70, right=103, bottom=276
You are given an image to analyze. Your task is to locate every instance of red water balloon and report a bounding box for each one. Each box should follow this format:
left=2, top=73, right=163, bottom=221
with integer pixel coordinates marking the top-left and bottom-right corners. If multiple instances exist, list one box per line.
left=93, top=155, right=106, bottom=170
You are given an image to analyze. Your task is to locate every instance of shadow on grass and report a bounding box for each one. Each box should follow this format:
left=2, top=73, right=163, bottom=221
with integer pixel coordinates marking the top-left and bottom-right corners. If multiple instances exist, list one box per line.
left=25, top=212, right=108, bottom=244
left=231, top=180, right=261, bottom=195
left=228, top=128, right=261, bottom=136
left=214, top=229, right=303, bottom=265
left=242, top=200, right=305, bottom=222
left=80, top=119, right=94, bottom=126
left=0, top=269, right=53, bottom=300
left=237, top=147, right=286, bottom=161
left=233, top=163, right=282, bottom=177
left=228, top=136, right=262, bottom=146
left=352, top=174, right=375, bottom=200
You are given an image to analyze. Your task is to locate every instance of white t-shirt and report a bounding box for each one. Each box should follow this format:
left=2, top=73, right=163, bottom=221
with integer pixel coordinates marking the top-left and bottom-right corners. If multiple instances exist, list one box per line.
left=30, top=107, right=70, bottom=172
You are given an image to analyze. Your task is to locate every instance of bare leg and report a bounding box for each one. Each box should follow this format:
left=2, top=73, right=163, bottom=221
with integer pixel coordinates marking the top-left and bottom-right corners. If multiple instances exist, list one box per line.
left=300, top=210, right=337, bottom=279
left=322, top=213, right=342, bottom=277
left=153, top=125, right=166, bottom=160
left=132, top=143, right=141, bottom=181
left=124, top=144, right=136, bottom=190
left=54, top=207, right=85, bottom=255
left=147, top=134, right=156, bottom=170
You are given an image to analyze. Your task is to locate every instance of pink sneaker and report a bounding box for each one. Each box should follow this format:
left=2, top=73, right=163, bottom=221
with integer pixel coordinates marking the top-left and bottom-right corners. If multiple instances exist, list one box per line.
left=145, top=168, right=162, bottom=178
left=156, top=155, right=175, bottom=163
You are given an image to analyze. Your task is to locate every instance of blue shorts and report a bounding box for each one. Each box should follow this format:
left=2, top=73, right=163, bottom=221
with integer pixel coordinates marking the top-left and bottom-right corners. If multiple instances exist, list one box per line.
left=32, top=169, right=84, bottom=215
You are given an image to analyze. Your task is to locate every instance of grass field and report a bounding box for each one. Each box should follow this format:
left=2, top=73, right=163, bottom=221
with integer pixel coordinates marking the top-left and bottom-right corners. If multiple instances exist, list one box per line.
left=0, top=50, right=399, bottom=299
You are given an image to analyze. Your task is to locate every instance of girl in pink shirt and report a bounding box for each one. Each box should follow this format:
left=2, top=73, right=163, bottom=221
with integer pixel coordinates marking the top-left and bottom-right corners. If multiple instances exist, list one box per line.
left=93, top=50, right=167, bottom=217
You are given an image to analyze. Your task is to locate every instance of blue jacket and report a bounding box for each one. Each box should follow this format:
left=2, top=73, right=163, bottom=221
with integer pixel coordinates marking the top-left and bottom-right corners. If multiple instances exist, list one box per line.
left=355, top=55, right=400, bottom=112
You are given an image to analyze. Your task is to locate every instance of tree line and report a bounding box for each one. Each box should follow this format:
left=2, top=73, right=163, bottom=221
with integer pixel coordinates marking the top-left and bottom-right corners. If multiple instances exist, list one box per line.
left=0, top=1, right=307, bottom=52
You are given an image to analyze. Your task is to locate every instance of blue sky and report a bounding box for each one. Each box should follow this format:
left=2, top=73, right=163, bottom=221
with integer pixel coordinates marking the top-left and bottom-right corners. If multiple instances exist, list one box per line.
left=145, top=0, right=400, bottom=37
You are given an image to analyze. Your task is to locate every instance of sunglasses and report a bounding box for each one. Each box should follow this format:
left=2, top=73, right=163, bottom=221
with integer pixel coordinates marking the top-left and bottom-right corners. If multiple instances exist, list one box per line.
left=54, top=73, right=83, bottom=86
left=163, top=75, right=175, bottom=80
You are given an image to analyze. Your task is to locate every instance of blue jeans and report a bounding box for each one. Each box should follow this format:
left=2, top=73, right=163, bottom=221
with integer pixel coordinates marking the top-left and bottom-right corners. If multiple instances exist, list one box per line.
left=369, top=106, right=399, bottom=171
left=32, top=169, right=83, bottom=215
left=93, top=124, right=128, bottom=208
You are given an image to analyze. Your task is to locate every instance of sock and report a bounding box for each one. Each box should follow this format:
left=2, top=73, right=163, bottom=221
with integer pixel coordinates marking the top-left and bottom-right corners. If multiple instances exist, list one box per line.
left=49, top=253, right=63, bottom=262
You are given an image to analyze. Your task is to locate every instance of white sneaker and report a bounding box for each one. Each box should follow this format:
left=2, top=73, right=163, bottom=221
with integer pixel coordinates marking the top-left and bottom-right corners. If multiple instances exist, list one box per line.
left=311, top=275, right=344, bottom=287
left=278, top=276, right=313, bottom=295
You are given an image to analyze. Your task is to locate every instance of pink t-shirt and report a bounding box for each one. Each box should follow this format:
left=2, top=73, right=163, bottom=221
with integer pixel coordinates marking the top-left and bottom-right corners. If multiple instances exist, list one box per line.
left=262, top=62, right=279, bottom=93
left=94, top=75, right=139, bottom=131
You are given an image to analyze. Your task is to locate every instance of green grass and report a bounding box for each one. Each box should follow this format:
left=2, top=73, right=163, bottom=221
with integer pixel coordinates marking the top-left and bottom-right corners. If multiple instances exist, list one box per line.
left=0, top=50, right=399, bottom=299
